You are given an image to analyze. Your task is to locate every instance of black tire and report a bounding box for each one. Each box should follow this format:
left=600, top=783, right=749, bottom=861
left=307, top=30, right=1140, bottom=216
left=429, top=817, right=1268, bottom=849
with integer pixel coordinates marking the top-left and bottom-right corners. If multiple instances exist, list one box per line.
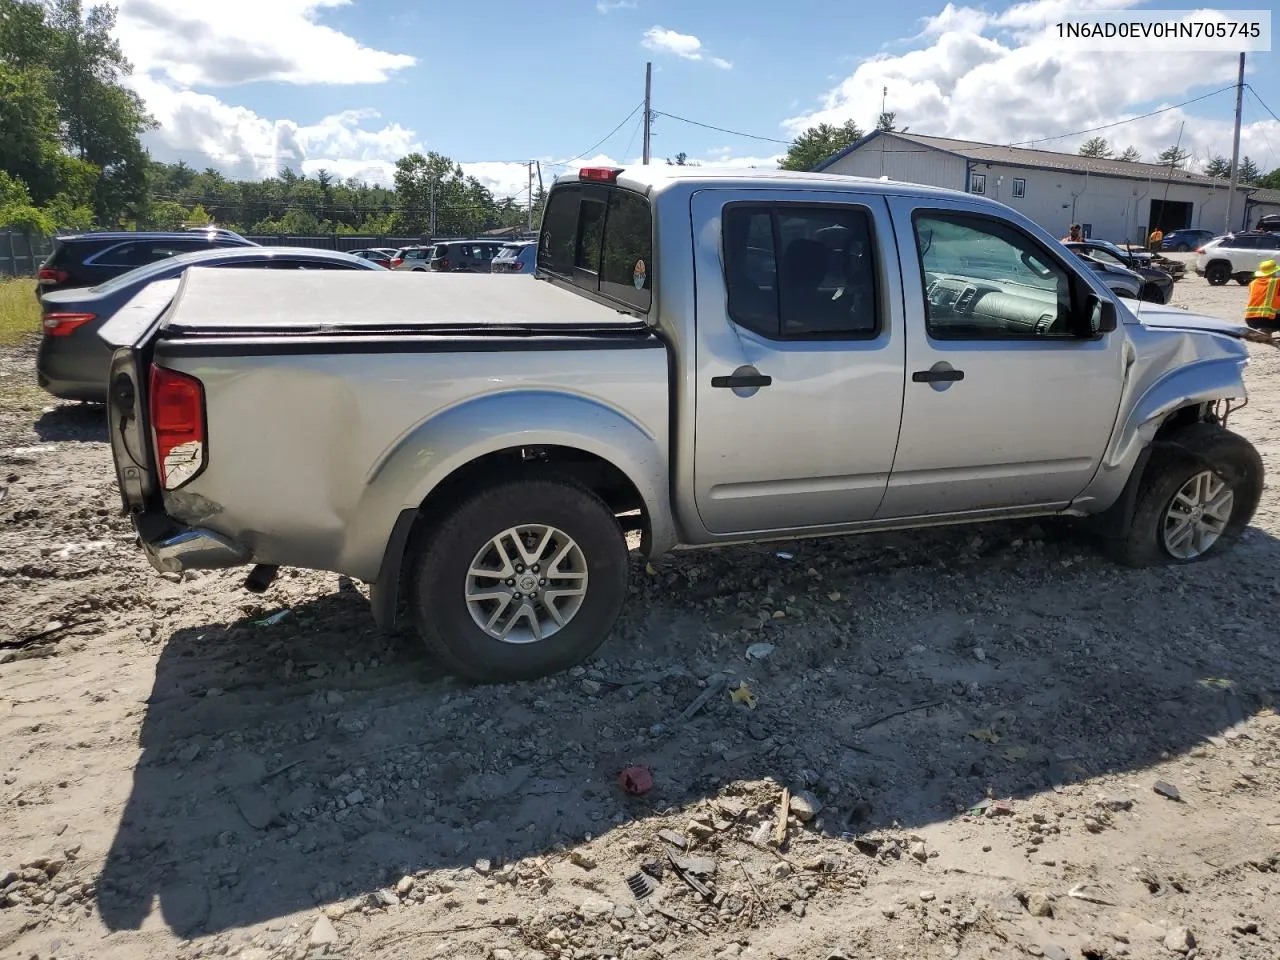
left=1205, top=262, right=1231, bottom=286
left=412, top=267, right=426, bottom=272
left=409, top=476, right=628, bottom=682
left=1172, top=243, right=1190, bottom=252
left=1234, top=274, right=1251, bottom=286
left=1107, top=424, right=1262, bottom=568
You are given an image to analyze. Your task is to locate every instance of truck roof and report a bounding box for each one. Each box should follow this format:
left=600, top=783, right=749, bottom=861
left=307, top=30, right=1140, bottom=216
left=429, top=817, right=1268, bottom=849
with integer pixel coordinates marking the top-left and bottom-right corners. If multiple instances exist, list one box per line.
left=555, top=164, right=976, bottom=202
left=159, top=266, right=646, bottom=336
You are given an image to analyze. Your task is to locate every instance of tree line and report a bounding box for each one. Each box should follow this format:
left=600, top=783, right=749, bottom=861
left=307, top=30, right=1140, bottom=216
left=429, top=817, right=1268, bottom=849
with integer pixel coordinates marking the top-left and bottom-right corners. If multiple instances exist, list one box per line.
left=0, top=0, right=540, bottom=238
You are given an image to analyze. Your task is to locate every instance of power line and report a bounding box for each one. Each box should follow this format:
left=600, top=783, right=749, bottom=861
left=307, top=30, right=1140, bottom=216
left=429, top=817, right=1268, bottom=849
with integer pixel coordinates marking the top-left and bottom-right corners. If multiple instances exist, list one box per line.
left=620, top=111, right=645, bottom=165
left=1007, top=84, right=1237, bottom=147
left=1246, top=84, right=1280, bottom=125
left=652, top=110, right=791, bottom=145
left=558, top=102, right=645, bottom=165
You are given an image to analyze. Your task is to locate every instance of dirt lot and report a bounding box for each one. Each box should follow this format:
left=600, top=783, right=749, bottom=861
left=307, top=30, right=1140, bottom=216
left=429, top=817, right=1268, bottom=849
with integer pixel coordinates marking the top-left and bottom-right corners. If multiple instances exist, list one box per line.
left=2, top=266, right=1278, bottom=960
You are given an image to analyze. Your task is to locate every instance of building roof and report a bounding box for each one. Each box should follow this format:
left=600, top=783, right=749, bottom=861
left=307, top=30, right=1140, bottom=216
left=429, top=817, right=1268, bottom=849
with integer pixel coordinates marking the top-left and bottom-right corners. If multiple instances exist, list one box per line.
left=816, top=130, right=1258, bottom=191
left=1247, top=187, right=1280, bottom=205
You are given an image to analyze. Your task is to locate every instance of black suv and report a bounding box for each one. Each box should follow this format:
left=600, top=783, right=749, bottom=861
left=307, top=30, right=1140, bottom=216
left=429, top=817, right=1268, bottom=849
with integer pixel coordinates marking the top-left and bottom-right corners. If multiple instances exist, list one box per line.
left=1256, top=214, right=1280, bottom=234
left=36, top=228, right=257, bottom=294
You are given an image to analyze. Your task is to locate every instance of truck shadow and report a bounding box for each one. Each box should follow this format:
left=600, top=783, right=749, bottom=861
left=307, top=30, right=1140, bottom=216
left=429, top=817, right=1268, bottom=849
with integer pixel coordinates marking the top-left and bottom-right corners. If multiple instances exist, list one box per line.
left=33, top=403, right=108, bottom=443
left=95, top=520, right=1280, bottom=938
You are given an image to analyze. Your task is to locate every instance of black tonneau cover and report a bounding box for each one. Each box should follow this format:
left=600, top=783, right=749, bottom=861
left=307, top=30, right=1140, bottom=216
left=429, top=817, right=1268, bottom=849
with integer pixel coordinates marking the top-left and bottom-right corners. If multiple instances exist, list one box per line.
left=158, top=267, right=651, bottom=338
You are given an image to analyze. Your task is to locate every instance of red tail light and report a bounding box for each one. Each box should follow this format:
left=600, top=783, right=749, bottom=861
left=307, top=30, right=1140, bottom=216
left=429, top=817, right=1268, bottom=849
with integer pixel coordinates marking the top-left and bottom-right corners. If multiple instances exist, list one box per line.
left=579, top=166, right=622, bottom=182
left=149, top=365, right=207, bottom=490
left=390, top=257, right=403, bottom=267
left=37, top=267, right=69, bottom=284
left=1194, top=246, right=1205, bottom=253
left=42, top=312, right=95, bottom=336
left=438, top=258, right=450, bottom=270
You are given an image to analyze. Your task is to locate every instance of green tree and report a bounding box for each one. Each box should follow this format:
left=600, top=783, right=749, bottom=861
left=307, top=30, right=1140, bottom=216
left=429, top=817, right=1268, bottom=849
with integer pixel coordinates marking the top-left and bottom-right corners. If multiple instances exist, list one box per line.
left=1204, top=155, right=1231, bottom=178
left=876, top=111, right=905, bottom=132
left=1118, top=146, right=1141, bottom=162
left=779, top=120, right=863, bottom=172
left=0, top=170, right=53, bottom=233
left=1078, top=137, right=1112, bottom=158
left=1238, top=156, right=1261, bottom=184
left=1157, top=144, right=1191, bottom=168
left=1255, top=167, right=1280, bottom=190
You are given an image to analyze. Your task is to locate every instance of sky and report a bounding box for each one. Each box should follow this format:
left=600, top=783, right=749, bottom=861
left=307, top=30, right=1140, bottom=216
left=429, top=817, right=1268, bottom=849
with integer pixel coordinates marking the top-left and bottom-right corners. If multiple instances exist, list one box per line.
left=110, top=0, right=1280, bottom=201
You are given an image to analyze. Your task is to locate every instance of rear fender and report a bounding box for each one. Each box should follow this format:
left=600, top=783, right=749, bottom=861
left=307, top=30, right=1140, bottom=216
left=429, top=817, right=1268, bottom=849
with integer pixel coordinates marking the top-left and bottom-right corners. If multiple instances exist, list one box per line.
left=340, top=388, right=675, bottom=585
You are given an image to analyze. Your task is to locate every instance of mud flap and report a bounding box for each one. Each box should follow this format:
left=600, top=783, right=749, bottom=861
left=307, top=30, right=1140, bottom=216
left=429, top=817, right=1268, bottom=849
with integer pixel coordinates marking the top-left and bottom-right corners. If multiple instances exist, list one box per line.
left=369, top=508, right=419, bottom=630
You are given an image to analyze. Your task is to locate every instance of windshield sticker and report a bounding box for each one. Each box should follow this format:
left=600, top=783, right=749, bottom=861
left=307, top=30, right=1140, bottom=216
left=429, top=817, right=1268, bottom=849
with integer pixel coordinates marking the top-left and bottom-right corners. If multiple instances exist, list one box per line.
left=633, top=259, right=646, bottom=289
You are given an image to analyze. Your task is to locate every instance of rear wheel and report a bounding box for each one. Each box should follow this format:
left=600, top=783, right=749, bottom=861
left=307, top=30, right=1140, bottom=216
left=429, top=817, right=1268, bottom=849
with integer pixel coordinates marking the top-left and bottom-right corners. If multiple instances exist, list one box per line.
left=1234, top=274, right=1251, bottom=286
left=1205, top=261, right=1231, bottom=286
left=1172, top=242, right=1190, bottom=252
left=1107, top=424, right=1262, bottom=568
left=410, top=477, right=629, bottom=682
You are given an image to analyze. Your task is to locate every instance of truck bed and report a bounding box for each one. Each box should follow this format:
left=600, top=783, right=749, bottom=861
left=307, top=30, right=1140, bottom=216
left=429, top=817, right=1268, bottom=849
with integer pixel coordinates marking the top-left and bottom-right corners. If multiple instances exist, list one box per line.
left=156, top=268, right=652, bottom=338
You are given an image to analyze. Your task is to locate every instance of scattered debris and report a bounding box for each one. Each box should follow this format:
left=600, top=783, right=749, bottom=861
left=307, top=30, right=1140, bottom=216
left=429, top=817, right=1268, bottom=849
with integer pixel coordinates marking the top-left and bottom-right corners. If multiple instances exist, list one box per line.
left=626, top=871, right=656, bottom=901
left=309, top=915, right=339, bottom=946
left=730, top=681, right=757, bottom=709
left=657, top=828, right=687, bottom=850
left=618, top=765, right=653, bottom=796
left=254, top=609, right=290, bottom=627
left=672, top=673, right=728, bottom=725
left=745, top=642, right=775, bottom=661
left=774, top=787, right=791, bottom=846
left=852, top=700, right=945, bottom=732
left=1153, top=780, right=1182, bottom=802
left=1163, top=926, right=1195, bottom=954
left=1068, top=883, right=1116, bottom=906
left=789, top=789, right=822, bottom=823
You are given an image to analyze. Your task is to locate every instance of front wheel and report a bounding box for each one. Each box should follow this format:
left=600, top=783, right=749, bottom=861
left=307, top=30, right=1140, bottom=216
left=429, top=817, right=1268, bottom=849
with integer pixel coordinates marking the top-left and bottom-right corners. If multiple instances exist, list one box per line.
left=1205, top=262, right=1230, bottom=286
left=1108, top=425, right=1262, bottom=567
left=409, top=477, right=629, bottom=682
left=1235, top=274, right=1251, bottom=286
left=1172, top=243, right=1190, bottom=252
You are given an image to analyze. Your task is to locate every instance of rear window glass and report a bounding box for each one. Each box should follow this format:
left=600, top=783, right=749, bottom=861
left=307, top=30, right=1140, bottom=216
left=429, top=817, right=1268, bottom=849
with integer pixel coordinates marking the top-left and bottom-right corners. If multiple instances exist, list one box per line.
left=538, top=182, right=651, bottom=312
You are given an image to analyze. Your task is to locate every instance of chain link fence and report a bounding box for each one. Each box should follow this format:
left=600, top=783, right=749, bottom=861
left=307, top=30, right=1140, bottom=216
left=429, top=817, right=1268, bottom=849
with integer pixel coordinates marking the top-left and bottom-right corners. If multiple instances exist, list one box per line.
left=0, top=230, right=53, bottom=278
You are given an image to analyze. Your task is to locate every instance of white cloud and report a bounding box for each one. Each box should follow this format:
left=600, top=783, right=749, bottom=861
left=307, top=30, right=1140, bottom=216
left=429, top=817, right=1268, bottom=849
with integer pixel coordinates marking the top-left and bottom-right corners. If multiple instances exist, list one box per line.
left=115, top=0, right=416, bottom=86
left=641, top=26, right=731, bottom=69
left=596, top=0, right=636, bottom=12
left=788, top=0, right=1279, bottom=173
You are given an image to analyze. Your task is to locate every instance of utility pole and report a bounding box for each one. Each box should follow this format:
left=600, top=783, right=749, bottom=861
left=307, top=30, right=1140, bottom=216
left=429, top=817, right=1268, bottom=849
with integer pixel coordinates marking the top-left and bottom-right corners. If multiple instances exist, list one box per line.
left=642, top=61, right=652, bottom=165
left=1225, top=51, right=1246, bottom=234
left=526, top=161, right=534, bottom=234
left=429, top=181, right=436, bottom=237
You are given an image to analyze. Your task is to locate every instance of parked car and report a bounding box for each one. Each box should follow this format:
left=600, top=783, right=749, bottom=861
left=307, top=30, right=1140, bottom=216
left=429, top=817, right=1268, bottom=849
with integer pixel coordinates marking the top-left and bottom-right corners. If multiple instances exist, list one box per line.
left=1194, top=231, right=1280, bottom=285
left=99, top=166, right=1263, bottom=683
left=38, top=247, right=385, bottom=402
left=1064, top=242, right=1175, bottom=303
left=348, top=248, right=397, bottom=268
left=429, top=240, right=505, bottom=272
left=1255, top=214, right=1280, bottom=233
left=1074, top=254, right=1143, bottom=299
left=390, top=246, right=434, bottom=271
left=36, top=229, right=258, bottom=296
left=491, top=241, right=537, bottom=274
left=1161, top=228, right=1217, bottom=252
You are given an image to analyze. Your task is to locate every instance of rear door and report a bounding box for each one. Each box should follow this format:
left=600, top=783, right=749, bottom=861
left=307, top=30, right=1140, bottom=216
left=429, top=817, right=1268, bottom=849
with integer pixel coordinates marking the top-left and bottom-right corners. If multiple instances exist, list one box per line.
left=690, top=188, right=906, bottom=534
left=878, top=200, right=1125, bottom=518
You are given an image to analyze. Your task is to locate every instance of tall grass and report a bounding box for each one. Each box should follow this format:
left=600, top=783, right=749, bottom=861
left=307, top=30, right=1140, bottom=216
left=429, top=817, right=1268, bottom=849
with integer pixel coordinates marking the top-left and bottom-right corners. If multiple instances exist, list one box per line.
left=0, top=277, right=41, bottom=345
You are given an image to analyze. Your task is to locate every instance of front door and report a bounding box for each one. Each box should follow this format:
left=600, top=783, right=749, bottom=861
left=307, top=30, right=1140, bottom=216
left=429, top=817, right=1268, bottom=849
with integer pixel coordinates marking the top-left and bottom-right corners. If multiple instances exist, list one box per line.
left=690, top=189, right=906, bottom=536
left=878, top=201, right=1125, bottom=519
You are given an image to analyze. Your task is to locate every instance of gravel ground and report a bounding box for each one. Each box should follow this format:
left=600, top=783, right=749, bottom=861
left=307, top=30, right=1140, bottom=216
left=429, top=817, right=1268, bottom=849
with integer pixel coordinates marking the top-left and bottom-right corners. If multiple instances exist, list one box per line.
left=1, top=263, right=1278, bottom=960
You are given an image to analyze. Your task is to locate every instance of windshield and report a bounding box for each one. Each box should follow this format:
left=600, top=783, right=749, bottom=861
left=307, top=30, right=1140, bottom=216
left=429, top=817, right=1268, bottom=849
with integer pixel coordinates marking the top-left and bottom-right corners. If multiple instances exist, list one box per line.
left=494, top=244, right=524, bottom=260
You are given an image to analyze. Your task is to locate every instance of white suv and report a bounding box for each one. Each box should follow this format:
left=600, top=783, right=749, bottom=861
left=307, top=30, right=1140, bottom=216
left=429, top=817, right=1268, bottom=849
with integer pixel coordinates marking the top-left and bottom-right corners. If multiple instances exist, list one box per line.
left=1195, top=232, right=1280, bottom=286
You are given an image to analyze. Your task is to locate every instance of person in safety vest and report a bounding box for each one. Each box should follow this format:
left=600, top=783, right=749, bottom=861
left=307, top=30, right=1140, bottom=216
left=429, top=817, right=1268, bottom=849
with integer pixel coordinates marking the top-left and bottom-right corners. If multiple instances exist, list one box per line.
left=1147, top=227, right=1164, bottom=251
left=1245, top=259, right=1280, bottom=332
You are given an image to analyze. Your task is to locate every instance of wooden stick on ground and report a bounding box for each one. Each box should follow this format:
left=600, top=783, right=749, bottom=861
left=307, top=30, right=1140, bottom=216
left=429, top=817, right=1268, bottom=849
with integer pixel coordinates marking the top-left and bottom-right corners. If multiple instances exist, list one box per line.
left=774, top=787, right=790, bottom=847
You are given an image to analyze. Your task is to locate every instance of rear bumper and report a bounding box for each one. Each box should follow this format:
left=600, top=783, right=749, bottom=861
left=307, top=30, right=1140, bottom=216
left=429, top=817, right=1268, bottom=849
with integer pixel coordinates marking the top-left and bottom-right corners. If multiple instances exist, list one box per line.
left=135, top=513, right=251, bottom=574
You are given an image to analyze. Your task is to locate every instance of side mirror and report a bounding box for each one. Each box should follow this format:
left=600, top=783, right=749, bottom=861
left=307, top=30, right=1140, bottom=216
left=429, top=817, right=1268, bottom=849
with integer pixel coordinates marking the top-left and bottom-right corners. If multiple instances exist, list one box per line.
left=1088, top=294, right=1118, bottom=335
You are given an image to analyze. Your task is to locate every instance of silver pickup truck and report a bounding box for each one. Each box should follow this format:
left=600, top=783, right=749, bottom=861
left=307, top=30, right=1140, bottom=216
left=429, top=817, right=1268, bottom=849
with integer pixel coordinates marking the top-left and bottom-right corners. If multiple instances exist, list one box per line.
left=101, top=166, right=1264, bottom=682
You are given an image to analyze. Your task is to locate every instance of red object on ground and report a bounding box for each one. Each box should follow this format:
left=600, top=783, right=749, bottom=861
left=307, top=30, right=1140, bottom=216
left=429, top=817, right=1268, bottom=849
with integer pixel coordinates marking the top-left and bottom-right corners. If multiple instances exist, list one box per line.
left=618, top=766, right=653, bottom=795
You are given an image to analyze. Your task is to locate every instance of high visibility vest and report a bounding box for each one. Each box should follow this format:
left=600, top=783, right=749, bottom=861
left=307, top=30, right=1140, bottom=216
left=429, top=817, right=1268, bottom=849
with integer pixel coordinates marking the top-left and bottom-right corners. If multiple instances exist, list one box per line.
left=1149, top=231, right=1163, bottom=243
left=1245, top=276, right=1280, bottom=320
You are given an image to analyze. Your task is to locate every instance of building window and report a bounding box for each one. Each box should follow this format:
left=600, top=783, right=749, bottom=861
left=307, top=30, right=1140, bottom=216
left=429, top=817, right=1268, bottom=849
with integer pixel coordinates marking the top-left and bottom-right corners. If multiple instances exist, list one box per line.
left=969, top=173, right=986, bottom=194
left=1011, top=178, right=1026, bottom=199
